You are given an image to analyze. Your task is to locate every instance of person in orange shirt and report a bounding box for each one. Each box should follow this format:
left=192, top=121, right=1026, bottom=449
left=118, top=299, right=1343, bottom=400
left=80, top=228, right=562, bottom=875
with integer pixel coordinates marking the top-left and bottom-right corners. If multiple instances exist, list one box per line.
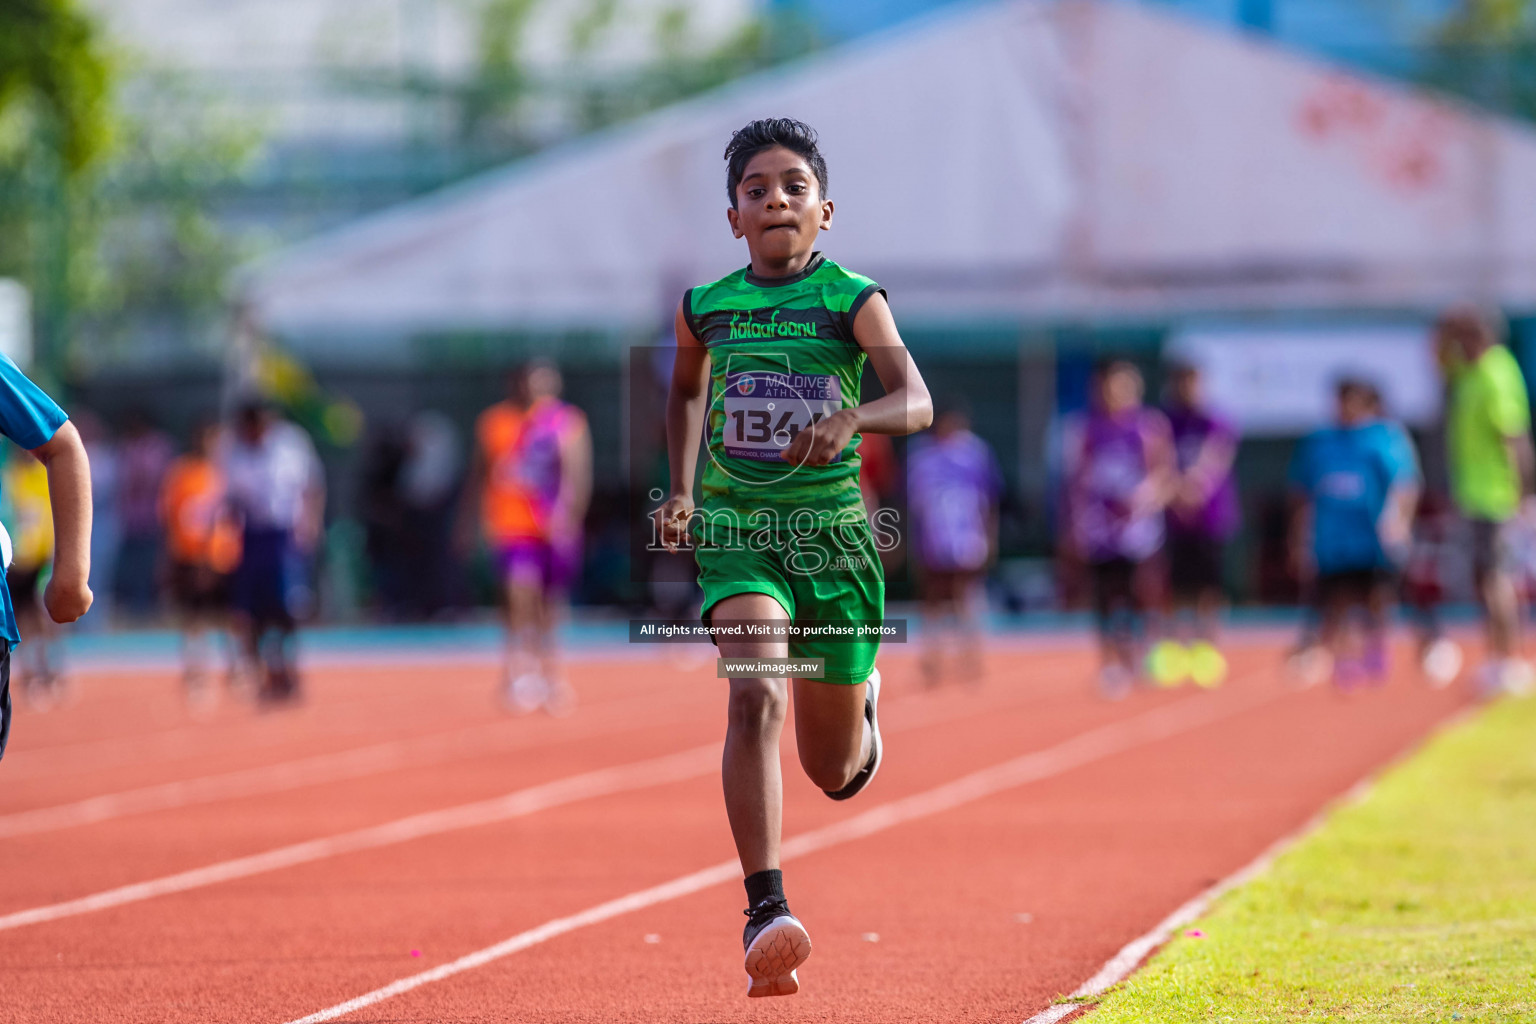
left=469, top=361, right=592, bottom=714
left=160, top=421, right=241, bottom=701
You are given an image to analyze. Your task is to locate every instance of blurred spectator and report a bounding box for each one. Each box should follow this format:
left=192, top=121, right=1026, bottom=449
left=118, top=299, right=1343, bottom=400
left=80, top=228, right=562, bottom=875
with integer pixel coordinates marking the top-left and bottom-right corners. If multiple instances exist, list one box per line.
left=362, top=412, right=464, bottom=620
left=1436, top=307, right=1536, bottom=696
left=1151, top=362, right=1239, bottom=689
left=160, top=421, right=241, bottom=703
left=907, top=402, right=1001, bottom=688
left=398, top=410, right=464, bottom=618
left=359, top=421, right=409, bottom=617
left=114, top=411, right=174, bottom=619
left=74, top=410, right=120, bottom=630
left=4, top=450, right=62, bottom=705
left=1063, top=361, right=1175, bottom=699
left=1287, top=378, right=1419, bottom=689
left=222, top=399, right=325, bottom=705
left=468, top=361, right=591, bottom=715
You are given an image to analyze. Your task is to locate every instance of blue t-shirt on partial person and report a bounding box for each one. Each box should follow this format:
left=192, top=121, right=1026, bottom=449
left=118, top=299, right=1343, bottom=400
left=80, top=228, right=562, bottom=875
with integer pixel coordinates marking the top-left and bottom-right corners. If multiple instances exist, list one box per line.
left=1365, top=419, right=1422, bottom=490
left=1290, top=422, right=1415, bottom=575
left=0, top=354, right=69, bottom=644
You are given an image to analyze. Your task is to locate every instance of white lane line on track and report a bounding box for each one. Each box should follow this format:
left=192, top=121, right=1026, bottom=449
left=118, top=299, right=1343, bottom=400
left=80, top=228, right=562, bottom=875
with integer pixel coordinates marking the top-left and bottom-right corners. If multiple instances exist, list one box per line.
left=1018, top=703, right=1480, bottom=1024
left=0, top=743, right=720, bottom=933
left=0, top=656, right=1090, bottom=838
left=279, top=688, right=1278, bottom=1024
left=0, top=688, right=706, bottom=839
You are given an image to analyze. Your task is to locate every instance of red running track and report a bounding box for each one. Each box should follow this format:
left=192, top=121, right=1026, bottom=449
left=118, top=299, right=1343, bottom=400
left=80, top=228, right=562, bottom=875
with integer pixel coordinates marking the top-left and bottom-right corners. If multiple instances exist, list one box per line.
left=0, top=638, right=1469, bottom=1023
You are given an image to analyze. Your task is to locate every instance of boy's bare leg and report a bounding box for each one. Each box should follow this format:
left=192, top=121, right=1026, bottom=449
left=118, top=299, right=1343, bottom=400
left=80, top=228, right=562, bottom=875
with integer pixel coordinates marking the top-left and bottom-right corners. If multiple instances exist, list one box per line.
left=536, top=591, right=577, bottom=714
left=502, top=577, right=543, bottom=706
left=1482, top=567, right=1521, bottom=660
left=714, top=591, right=791, bottom=875
left=792, top=677, right=869, bottom=793
left=956, top=571, right=985, bottom=682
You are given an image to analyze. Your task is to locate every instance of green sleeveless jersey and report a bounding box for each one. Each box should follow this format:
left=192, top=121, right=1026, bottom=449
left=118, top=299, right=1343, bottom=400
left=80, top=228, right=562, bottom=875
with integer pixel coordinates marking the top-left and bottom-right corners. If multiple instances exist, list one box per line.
left=684, top=253, right=884, bottom=519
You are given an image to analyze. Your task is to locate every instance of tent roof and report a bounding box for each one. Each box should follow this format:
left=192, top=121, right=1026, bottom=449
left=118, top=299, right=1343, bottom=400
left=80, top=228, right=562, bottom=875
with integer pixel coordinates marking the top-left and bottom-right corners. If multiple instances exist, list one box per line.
left=240, top=0, right=1536, bottom=351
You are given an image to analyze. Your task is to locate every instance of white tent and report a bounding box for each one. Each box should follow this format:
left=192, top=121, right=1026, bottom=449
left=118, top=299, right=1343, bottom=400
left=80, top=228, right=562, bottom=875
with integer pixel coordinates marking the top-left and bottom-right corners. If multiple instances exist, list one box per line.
left=240, top=0, right=1536, bottom=354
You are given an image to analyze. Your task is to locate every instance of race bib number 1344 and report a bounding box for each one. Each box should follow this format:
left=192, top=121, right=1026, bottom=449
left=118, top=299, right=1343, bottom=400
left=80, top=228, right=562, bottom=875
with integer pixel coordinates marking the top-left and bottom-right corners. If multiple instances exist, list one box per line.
left=722, top=372, right=843, bottom=462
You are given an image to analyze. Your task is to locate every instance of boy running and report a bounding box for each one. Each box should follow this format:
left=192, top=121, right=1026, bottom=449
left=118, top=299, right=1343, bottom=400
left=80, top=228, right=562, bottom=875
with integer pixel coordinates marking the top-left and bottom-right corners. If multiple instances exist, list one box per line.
left=657, top=119, right=931, bottom=998
left=0, top=356, right=93, bottom=760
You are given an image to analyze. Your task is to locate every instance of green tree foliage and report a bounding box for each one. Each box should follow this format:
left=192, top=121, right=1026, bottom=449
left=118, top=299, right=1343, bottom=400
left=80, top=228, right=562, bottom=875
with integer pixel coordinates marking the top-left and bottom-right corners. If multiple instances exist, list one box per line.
left=77, top=68, right=264, bottom=365
left=0, top=0, right=112, bottom=172
left=448, top=0, right=818, bottom=160
left=0, top=4, right=264, bottom=374
left=566, top=5, right=818, bottom=137
left=1424, top=0, right=1536, bottom=119
left=0, top=0, right=113, bottom=379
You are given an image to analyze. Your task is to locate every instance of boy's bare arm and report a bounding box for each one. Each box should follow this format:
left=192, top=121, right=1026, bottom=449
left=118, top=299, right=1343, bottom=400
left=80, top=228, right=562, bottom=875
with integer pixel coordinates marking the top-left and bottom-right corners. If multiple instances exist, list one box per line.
left=555, top=413, right=593, bottom=538
left=781, top=293, right=932, bottom=468
left=660, top=299, right=711, bottom=551
left=31, top=420, right=93, bottom=623
left=848, top=293, right=931, bottom=436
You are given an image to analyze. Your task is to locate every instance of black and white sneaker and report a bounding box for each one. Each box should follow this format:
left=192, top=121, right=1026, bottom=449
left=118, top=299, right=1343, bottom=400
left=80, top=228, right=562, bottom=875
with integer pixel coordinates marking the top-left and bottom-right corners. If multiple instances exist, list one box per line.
left=823, top=667, right=882, bottom=801
left=742, top=898, right=811, bottom=998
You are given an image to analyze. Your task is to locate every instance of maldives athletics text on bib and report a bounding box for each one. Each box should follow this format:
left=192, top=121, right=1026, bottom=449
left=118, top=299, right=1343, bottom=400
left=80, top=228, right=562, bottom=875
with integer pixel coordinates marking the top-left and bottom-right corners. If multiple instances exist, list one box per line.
left=683, top=254, right=885, bottom=515
left=722, top=370, right=843, bottom=463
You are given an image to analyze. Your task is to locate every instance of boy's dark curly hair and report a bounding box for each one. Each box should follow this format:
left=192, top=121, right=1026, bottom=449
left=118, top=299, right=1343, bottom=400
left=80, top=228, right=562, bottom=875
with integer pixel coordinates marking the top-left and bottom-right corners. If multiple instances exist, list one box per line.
left=724, top=118, right=829, bottom=208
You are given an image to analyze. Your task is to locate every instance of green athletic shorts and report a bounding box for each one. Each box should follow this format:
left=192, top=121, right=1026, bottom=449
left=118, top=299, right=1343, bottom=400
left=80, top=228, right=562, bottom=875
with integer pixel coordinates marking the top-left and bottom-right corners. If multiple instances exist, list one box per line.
left=694, top=512, right=884, bottom=685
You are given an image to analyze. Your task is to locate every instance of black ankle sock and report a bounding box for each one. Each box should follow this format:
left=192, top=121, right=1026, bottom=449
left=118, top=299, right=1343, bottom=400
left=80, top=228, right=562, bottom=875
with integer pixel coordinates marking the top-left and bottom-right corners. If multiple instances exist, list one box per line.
left=744, top=869, right=785, bottom=908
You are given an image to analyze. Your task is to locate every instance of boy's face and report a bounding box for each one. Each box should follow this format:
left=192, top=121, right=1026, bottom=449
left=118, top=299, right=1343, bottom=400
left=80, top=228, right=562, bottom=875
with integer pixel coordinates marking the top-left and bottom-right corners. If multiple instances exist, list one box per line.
left=1170, top=369, right=1200, bottom=408
left=1101, top=368, right=1143, bottom=414
left=1337, top=387, right=1370, bottom=426
left=727, top=146, right=832, bottom=263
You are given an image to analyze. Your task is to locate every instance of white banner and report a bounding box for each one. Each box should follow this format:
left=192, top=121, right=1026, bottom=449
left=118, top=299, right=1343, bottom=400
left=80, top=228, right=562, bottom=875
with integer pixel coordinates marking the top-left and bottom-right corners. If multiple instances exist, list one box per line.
left=1168, top=324, right=1442, bottom=435
left=0, top=280, right=30, bottom=369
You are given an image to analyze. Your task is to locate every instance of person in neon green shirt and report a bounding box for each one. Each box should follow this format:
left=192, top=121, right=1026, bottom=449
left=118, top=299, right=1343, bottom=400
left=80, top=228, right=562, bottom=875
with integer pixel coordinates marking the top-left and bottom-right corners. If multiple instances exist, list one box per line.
left=1438, top=307, right=1535, bottom=694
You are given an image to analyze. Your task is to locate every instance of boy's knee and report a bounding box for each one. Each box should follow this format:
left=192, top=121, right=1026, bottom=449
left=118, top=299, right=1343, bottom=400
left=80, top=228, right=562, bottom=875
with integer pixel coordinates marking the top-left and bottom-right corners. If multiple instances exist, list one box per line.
left=798, top=745, right=860, bottom=792
left=728, top=678, right=786, bottom=736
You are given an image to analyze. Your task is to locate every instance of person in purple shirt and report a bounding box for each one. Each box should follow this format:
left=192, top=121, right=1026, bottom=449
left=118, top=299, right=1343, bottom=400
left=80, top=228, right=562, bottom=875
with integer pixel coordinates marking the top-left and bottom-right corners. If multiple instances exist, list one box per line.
left=908, top=401, right=1002, bottom=687
left=1064, top=360, right=1175, bottom=698
left=1153, top=362, right=1240, bottom=688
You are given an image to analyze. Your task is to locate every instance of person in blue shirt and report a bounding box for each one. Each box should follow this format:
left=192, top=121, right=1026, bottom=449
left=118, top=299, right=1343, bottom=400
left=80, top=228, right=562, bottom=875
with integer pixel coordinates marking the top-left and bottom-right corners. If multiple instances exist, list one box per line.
left=1288, top=378, right=1420, bottom=688
left=0, top=354, right=94, bottom=760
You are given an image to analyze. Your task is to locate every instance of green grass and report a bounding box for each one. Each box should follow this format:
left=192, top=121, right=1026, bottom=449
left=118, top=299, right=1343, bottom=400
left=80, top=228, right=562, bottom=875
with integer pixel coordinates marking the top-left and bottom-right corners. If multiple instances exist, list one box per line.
left=1084, top=697, right=1536, bottom=1023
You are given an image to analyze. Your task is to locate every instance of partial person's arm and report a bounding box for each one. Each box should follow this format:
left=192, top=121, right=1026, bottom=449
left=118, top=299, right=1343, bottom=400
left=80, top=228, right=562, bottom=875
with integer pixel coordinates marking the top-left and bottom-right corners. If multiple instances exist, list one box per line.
left=1380, top=429, right=1423, bottom=555
left=297, top=439, right=326, bottom=553
left=781, top=293, right=932, bottom=467
left=1287, top=440, right=1315, bottom=583
left=1508, top=434, right=1535, bottom=497
left=554, top=412, right=593, bottom=542
left=1288, top=493, right=1314, bottom=584
left=1132, top=415, right=1178, bottom=516
left=659, top=299, right=711, bottom=552
left=455, top=436, right=487, bottom=555
left=1177, top=432, right=1237, bottom=512
left=32, top=421, right=93, bottom=623
left=1488, top=352, right=1535, bottom=497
